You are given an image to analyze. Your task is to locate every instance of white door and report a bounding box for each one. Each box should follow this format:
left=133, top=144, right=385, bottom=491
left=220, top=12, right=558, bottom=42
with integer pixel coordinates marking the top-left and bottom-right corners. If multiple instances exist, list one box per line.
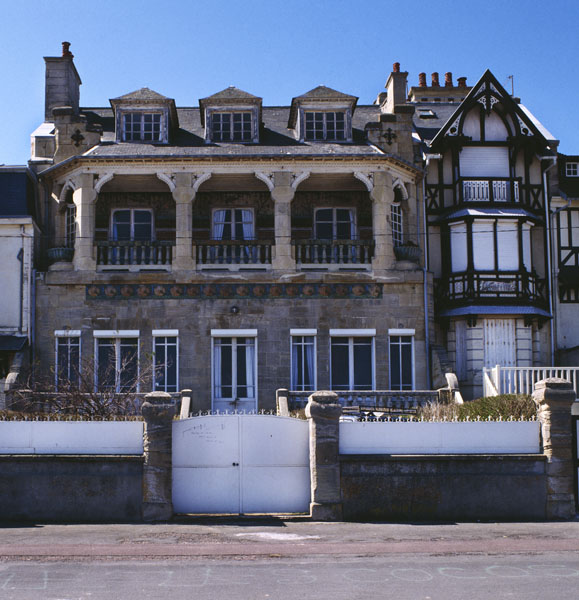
left=172, top=415, right=310, bottom=514
left=484, top=318, right=516, bottom=367
left=212, top=336, right=257, bottom=413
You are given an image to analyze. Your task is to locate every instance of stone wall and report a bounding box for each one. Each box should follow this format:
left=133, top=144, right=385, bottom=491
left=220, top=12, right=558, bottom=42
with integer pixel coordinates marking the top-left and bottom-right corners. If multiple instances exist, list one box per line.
left=0, top=455, right=143, bottom=522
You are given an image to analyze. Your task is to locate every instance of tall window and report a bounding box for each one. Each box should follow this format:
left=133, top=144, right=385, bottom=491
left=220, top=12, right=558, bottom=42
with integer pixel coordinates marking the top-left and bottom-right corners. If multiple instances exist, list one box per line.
left=314, top=208, right=355, bottom=240
left=153, top=330, right=178, bottom=393
left=55, top=331, right=81, bottom=390
left=212, top=112, right=252, bottom=142
left=94, top=332, right=139, bottom=392
left=212, top=209, right=254, bottom=240
left=290, top=331, right=316, bottom=391
left=330, top=331, right=375, bottom=391
left=65, top=203, right=76, bottom=248
left=389, top=330, right=415, bottom=390
left=391, top=204, right=403, bottom=246
left=112, top=209, right=153, bottom=241
left=212, top=331, right=257, bottom=411
left=122, top=112, right=162, bottom=142
left=304, top=111, right=345, bottom=141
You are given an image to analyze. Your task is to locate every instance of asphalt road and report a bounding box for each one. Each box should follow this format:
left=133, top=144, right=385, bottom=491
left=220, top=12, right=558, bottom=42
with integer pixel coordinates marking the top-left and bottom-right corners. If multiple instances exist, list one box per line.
left=1, top=520, right=578, bottom=599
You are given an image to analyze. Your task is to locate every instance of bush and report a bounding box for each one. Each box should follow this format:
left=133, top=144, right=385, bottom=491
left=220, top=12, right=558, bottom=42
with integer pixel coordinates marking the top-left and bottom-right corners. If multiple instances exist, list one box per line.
left=417, top=394, right=537, bottom=421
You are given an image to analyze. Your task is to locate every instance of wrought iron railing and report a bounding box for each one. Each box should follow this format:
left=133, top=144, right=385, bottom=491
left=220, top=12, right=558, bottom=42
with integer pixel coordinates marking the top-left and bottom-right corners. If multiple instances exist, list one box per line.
left=96, top=240, right=174, bottom=267
left=461, top=178, right=520, bottom=203
left=196, top=240, right=273, bottom=266
left=292, top=240, right=374, bottom=266
left=436, top=270, right=547, bottom=307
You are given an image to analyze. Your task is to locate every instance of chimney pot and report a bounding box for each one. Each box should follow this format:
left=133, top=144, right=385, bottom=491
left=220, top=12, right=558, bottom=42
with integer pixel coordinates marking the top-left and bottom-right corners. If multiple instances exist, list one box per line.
left=418, top=72, right=427, bottom=87
left=457, top=76, right=467, bottom=88
left=393, top=62, right=400, bottom=73
left=62, top=41, right=73, bottom=58
left=431, top=72, right=440, bottom=87
left=445, top=72, right=453, bottom=87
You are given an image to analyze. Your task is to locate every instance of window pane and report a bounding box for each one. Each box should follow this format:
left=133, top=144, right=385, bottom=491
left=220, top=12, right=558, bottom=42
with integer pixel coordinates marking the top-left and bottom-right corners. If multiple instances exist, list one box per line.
left=331, top=339, right=349, bottom=390
left=353, top=339, right=372, bottom=390
left=154, top=341, right=167, bottom=391
left=119, top=339, right=138, bottom=391
left=113, top=210, right=131, bottom=241
left=401, top=341, right=413, bottom=390
left=390, top=340, right=401, bottom=389
left=97, top=340, right=116, bottom=390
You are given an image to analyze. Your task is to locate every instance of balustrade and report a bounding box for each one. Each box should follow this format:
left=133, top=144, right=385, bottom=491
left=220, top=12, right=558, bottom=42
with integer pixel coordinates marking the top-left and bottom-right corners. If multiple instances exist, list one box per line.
left=96, top=240, right=174, bottom=267
left=196, top=240, right=272, bottom=266
left=292, top=240, right=374, bottom=266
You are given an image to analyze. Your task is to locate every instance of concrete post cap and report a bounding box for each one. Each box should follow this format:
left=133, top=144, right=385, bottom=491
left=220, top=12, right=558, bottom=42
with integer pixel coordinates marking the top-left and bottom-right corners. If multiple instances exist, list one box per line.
left=308, top=390, right=339, bottom=404
left=144, top=391, right=173, bottom=404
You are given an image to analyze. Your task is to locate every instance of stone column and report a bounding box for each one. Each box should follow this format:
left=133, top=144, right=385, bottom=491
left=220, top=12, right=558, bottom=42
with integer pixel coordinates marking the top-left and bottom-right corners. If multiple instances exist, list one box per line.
left=532, top=378, right=577, bottom=520
left=271, top=172, right=295, bottom=271
left=142, top=391, right=176, bottom=521
left=172, top=173, right=195, bottom=271
left=370, top=171, right=396, bottom=271
left=72, top=173, right=97, bottom=270
left=305, top=391, right=343, bottom=520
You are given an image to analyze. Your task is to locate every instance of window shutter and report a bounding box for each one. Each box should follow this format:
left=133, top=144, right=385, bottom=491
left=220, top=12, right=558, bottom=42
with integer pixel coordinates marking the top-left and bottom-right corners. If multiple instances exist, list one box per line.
left=460, top=147, right=509, bottom=177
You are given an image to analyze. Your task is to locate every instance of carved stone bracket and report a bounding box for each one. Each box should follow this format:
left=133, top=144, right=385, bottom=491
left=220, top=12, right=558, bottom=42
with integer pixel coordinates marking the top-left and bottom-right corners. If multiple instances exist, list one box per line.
left=254, top=171, right=275, bottom=192
left=58, top=178, right=78, bottom=203
left=192, top=172, right=212, bottom=193
left=353, top=171, right=374, bottom=192
left=291, top=171, right=310, bottom=190
left=156, top=172, right=176, bottom=192
left=392, top=177, right=409, bottom=201
left=94, top=172, right=115, bottom=194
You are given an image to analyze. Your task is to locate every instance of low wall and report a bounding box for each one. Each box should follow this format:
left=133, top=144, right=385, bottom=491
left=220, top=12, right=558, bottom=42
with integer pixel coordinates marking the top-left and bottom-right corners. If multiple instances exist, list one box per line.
left=0, top=455, right=143, bottom=522
left=340, top=454, right=547, bottom=521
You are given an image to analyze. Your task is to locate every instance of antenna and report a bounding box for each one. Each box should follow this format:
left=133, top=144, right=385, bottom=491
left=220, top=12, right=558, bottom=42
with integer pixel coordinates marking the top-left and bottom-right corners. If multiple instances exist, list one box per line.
left=507, top=75, right=514, bottom=96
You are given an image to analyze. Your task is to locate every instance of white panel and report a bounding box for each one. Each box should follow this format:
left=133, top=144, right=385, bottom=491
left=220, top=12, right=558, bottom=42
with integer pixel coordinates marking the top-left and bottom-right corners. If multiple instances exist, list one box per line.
left=485, top=111, right=509, bottom=141
left=522, top=223, right=532, bottom=270
left=211, top=329, right=257, bottom=337
left=93, top=330, right=139, bottom=337
left=54, top=330, right=81, bottom=337
left=473, top=221, right=495, bottom=270
left=455, top=321, right=467, bottom=380
left=290, top=329, right=317, bottom=335
left=497, top=221, right=519, bottom=270
left=388, top=329, right=416, bottom=336
left=484, top=319, right=516, bottom=367
left=460, top=146, right=509, bottom=177
left=242, top=467, right=310, bottom=513
left=152, top=329, right=179, bottom=336
left=462, top=111, right=480, bottom=141
left=339, top=421, right=540, bottom=454
left=0, top=421, right=143, bottom=455
left=572, top=211, right=579, bottom=246
left=173, top=467, right=240, bottom=514
left=329, top=329, right=376, bottom=336
left=450, top=222, right=468, bottom=272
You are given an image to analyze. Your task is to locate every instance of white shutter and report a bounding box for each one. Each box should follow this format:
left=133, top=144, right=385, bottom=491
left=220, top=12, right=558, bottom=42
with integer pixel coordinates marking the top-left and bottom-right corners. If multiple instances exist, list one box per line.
left=472, top=221, right=495, bottom=270
left=450, top=222, right=468, bottom=272
left=460, top=147, right=510, bottom=177
left=455, top=321, right=467, bottom=380
left=497, top=221, right=519, bottom=271
left=484, top=319, right=516, bottom=367
left=522, top=222, right=532, bottom=270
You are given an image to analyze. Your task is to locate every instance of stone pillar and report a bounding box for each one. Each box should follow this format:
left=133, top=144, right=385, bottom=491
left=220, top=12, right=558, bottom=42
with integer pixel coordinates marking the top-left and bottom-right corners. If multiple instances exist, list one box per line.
left=306, top=391, right=343, bottom=520
left=271, top=172, right=295, bottom=271
left=142, top=391, right=176, bottom=521
left=533, top=378, right=576, bottom=520
left=72, top=173, right=97, bottom=270
left=172, top=173, right=195, bottom=271
left=370, top=172, right=396, bottom=271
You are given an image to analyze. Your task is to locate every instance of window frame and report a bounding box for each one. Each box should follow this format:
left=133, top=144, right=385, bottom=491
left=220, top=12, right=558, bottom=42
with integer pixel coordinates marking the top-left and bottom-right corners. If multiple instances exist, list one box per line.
left=329, top=329, right=376, bottom=391
left=391, top=203, right=403, bottom=247
left=210, top=111, right=253, bottom=142
left=152, top=329, right=179, bottom=393
left=314, top=207, right=356, bottom=240
left=93, top=330, right=140, bottom=393
left=110, top=208, right=155, bottom=242
left=303, top=110, right=347, bottom=141
left=54, top=330, right=81, bottom=390
left=565, top=162, right=579, bottom=177
left=65, top=202, right=76, bottom=249
left=290, top=329, right=317, bottom=392
left=388, top=329, right=415, bottom=391
left=121, top=111, right=164, bottom=143
left=211, top=208, right=255, bottom=241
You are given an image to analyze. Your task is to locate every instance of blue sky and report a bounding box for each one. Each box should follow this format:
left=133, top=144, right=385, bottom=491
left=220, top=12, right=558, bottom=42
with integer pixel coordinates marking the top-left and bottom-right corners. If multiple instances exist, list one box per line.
left=1, top=0, right=578, bottom=165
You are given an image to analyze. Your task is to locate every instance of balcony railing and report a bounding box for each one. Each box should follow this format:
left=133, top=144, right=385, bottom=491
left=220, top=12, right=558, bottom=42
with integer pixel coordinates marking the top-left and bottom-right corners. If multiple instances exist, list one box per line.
left=292, top=240, right=374, bottom=267
left=196, top=240, right=273, bottom=266
left=96, top=241, right=174, bottom=268
left=462, top=178, right=520, bottom=203
left=483, top=365, right=579, bottom=398
left=436, top=270, right=547, bottom=307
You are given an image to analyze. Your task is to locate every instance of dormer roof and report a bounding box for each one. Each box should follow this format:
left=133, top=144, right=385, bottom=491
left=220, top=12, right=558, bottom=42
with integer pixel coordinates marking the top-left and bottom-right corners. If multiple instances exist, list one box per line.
left=288, top=86, right=358, bottom=129
left=199, top=87, right=262, bottom=128
left=109, top=87, right=179, bottom=129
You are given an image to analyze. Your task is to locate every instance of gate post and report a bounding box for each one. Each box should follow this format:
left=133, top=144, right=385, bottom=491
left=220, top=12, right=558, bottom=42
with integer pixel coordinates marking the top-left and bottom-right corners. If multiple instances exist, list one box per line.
left=532, top=378, right=576, bottom=520
left=306, top=391, right=342, bottom=521
left=142, top=391, right=176, bottom=521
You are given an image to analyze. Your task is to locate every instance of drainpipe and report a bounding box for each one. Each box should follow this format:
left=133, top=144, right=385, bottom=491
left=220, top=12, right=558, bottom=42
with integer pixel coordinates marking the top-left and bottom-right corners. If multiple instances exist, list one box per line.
left=540, top=156, right=558, bottom=366
left=17, top=246, right=24, bottom=333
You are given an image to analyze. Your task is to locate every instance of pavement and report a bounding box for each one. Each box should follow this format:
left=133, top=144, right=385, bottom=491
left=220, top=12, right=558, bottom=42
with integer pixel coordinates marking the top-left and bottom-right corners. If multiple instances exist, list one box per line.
left=2, top=518, right=579, bottom=561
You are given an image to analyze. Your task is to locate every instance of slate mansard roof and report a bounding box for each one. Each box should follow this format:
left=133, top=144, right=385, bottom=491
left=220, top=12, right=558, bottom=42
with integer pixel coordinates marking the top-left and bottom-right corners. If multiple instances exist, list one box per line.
left=81, top=104, right=385, bottom=158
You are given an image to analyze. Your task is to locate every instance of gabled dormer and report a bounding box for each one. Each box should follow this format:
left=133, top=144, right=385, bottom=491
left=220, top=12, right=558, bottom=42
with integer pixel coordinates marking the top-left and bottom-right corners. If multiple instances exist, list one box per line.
left=110, top=88, right=178, bottom=144
left=199, top=87, right=262, bottom=144
left=288, top=86, right=357, bottom=143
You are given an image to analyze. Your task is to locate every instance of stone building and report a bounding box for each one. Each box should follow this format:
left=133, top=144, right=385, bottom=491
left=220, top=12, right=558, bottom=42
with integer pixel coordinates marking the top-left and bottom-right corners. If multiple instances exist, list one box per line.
left=29, top=44, right=428, bottom=411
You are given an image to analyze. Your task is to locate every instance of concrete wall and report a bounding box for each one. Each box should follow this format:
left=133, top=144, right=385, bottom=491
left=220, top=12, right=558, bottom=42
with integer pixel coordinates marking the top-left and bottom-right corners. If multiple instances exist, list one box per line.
left=340, top=454, right=547, bottom=521
left=0, top=455, right=143, bottom=522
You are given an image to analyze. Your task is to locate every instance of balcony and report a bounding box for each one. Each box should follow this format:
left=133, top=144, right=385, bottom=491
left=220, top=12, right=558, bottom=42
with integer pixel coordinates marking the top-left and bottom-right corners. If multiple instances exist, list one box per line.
left=96, top=240, right=174, bottom=270
left=292, top=240, right=374, bottom=270
left=196, top=240, right=273, bottom=269
left=461, top=178, right=520, bottom=203
left=436, top=270, right=547, bottom=309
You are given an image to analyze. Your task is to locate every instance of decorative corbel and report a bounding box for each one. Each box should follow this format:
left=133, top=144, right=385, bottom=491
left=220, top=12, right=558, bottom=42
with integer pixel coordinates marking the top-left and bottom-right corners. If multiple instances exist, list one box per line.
left=290, top=171, right=310, bottom=191
left=353, top=171, right=374, bottom=192
left=156, top=172, right=176, bottom=192
left=254, top=171, right=275, bottom=192
left=192, top=172, right=212, bottom=193
left=58, top=178, right=78, bottom=203
left=392, top=177, right=409, bottom=201
left=94, top=172, right=115, bottom=194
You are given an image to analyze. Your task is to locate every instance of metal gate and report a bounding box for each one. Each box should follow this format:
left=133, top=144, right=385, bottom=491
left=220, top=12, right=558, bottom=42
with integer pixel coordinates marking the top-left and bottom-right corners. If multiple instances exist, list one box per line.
left=172, top=414, right=310, bottom=514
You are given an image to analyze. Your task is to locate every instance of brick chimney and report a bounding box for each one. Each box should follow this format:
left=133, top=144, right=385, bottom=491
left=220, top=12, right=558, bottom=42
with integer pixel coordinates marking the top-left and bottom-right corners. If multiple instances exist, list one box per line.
left=457, top=76, right=467, bottom=88
left=445, top=72, right=453, bottom=87
left=418, top=73, right=427, bottom=87
left=44, top=42, right=82, bottom=122
left=384, top=62, right=408, bottom=113
left=431, top=72, right=440, bottom=87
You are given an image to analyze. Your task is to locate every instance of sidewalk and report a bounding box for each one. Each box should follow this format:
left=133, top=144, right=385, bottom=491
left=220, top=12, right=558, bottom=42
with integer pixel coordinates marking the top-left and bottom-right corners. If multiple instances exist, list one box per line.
left=2, top=519, right=579, bottom=560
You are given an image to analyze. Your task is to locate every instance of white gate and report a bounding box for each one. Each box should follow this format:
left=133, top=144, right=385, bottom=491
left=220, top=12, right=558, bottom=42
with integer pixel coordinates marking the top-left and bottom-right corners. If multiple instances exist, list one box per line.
left=172, top=414, right=310, bottom=514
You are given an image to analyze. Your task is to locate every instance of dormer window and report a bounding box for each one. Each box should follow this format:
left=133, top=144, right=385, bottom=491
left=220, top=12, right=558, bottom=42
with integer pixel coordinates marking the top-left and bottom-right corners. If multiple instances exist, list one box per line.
left=122, top=112, right=162, bottom=142
left=566, top=162, right=578, bottom=177
left=304, top=111, right=346, bottom=141
left=211, top=112, right=252, bottom=142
